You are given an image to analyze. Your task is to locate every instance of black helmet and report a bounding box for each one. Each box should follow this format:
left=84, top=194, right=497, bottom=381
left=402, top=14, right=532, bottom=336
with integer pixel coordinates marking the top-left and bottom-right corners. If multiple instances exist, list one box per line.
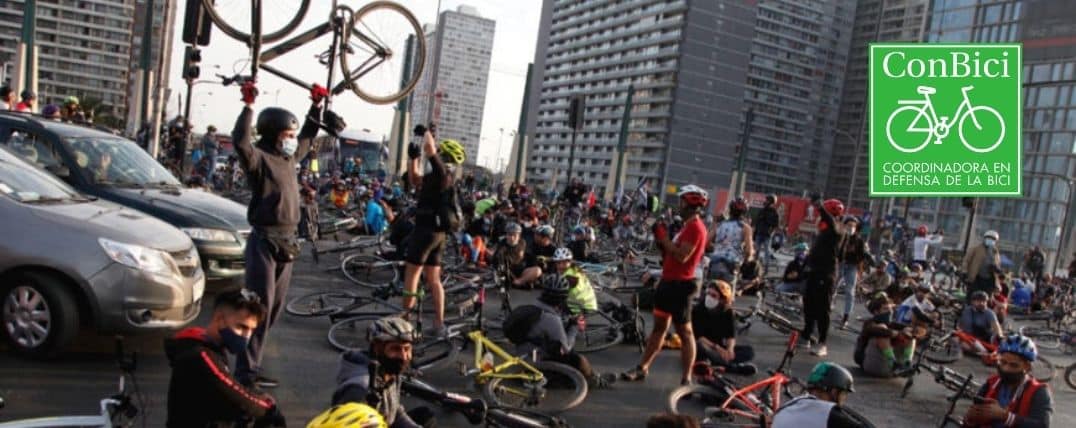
left=806, top=361, right=855, bottom=393
left=256, top=107, right=299, bottom=139
left=20, top=89, right=35, bottom=100
left=728, top=197, right=748, bottom=217
left=765, top=194, right=777, bottom=205
left=539, top=275, right=570, bottom=304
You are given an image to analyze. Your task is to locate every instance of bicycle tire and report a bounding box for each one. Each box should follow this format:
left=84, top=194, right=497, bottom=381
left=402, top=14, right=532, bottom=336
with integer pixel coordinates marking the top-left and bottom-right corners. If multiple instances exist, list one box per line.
left=958, top=105, right=1005, bottom=153
left=482, top=361, right=587, bottom=413
left=201, top=0, right=311, bottom=44
left=1065, top=363, right=1076, bottom=390
left=285, top=290, right=358, bottom=317
left=486, top=407, right=570, bottom=428
left=340, top=1, right=426, bottom=104
left=885, top=105, right=933, bottom=153
left=667, top=384, right=760, bottom=426
left=572, top=312, right=624, bottom=353
left=327, top=315, right=379, bottom=352
left=923, top=336, right=962, bottom=364
left=1018, top=326, right=1063, bottom=350
left=1031, top=355, right=1055, bottom=383
left=341, top=253, right=399, bottom=289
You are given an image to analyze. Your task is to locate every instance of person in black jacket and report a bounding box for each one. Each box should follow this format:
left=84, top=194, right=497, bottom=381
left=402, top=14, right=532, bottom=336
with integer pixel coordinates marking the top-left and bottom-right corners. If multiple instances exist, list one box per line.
left=165, top=290, right=285, bottom=428
left=802, top=195, right=846, bottom=357
left=753, top=194, right=780, bottom=268
left=837, top=216, right=868, bottom=328
left=231, top=81, right=326, bottom=387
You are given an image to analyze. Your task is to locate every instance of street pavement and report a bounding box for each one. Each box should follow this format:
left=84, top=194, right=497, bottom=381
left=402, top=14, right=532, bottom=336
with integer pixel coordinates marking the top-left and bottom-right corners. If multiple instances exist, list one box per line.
left=1, top=245, right=1073, bottom=427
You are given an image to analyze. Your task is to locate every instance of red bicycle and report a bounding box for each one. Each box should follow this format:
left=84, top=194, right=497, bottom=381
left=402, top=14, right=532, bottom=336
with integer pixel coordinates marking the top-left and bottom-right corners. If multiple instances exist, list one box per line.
left=925, top=328, right=1055, bottom=382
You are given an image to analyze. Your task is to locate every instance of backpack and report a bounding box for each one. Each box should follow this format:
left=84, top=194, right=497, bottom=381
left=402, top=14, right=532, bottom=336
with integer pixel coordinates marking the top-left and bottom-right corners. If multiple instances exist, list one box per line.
left=502, top=305, right=543, bottom=344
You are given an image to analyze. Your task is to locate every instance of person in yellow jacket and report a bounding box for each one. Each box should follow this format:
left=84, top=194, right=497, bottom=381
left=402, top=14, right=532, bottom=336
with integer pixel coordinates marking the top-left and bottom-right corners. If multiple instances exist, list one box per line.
left=550, top=247, right=598, bottom=315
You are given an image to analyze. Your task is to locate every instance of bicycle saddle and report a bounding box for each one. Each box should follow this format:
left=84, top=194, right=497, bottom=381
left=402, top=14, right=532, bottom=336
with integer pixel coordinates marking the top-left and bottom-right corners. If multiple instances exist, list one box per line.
left=916, top=86, right=936, bottom=95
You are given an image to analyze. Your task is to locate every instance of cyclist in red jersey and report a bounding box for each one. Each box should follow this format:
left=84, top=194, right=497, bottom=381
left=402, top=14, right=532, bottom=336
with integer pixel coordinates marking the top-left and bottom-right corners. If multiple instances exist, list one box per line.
left=622, top=185, right=710, bottom=385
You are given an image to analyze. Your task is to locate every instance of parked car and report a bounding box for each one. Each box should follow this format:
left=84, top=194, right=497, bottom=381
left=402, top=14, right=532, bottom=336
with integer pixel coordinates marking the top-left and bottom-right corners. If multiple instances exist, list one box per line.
left=0, top=146, right=204, bottom=356
left=0, top=113, right=250, bottom=288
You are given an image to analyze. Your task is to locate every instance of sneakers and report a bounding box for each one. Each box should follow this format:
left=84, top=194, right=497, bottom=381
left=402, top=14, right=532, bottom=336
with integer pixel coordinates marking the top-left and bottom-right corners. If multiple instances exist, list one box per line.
left=811, top=345, right=828, bottom=357
left=725, top=363, right=759, bottom=376
left=799, top=338, right=813, bottom=350
left=589, top=373, right=617, bottom=389
left=620, top=365, right=648, bottom=382
left=839, top=314, right=849, bottom=329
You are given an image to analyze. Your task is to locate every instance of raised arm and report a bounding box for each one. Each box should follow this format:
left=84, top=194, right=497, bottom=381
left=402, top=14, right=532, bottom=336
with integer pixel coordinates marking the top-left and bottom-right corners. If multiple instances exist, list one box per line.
left=232, top=82, right=261, bottom=176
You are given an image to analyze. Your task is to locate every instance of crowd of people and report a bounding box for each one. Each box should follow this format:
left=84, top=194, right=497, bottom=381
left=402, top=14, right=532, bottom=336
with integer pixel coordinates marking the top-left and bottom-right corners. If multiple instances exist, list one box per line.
left=1, top=86, right=92, bottom=123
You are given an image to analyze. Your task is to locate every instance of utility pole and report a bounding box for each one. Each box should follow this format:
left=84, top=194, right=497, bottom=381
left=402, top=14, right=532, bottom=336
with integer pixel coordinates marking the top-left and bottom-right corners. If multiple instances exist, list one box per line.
left=565, top=95, right=585, bottom=185
left=513, top=63, right=533, bottom=184
left=13, top=0, right=38, bottom=96
left=733, top=108, right=755, bottom=198
left=393, top=35, right=415, bottom=177
left=613, top=85, right=634, bottom=195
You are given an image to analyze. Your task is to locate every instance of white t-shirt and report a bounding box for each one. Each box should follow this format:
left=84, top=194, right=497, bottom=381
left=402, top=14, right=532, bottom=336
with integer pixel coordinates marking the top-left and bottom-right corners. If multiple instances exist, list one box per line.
left=896, top=294, right=935, bottom=324
left=912, top=235, right=943, bottom=261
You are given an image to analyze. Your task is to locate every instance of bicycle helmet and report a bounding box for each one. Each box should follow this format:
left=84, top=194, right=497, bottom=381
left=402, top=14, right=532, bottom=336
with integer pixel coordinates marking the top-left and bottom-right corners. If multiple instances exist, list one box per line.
left=765, top=194, right=777, bottom=205
left=917, top=225, right=928, bottom=237
left=438, top=139, right=466, bottom=165
left=728, top=197, right=748, bottom=217
left=505, top=222, right=522, bottom=234
left=572, top=225, right=587, bottom=235
left=867, top=294, right=891, bottom=313
left=367, top=316, right=417, bottom=343
left=256, top=107, right=299, bottom=139
left=983, top=230, right=999, bottom=240
left=64, top=95, right=79, bottom=106
left=307, top=403, right=387, bottom=428
left=793, top=242, right=809, bottom=253
left=536, top=225, right=555, bottom=238
left=552, top=247, right=573, bottom=262
left=822, top=199, right=845, bottom=217
left=998, top=334, right=1038, bottom=362
left=806, top=361, right=855, bottom=392
left=677, top=184, right=709, bottom=208
left=970, top=290, right=990, bottom=301
left=842, top=215, right=859, bottom=225
left=20, top=89, right=34, bottom=100
left=540, top=275, right=571, bottom=302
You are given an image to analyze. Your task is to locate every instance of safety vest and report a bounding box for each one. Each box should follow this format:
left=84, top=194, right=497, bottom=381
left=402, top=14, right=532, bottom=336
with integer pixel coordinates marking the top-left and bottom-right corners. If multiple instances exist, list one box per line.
left=971, top=374, right=1046, bottom=428
left=564, top=267, right=597, bottom=315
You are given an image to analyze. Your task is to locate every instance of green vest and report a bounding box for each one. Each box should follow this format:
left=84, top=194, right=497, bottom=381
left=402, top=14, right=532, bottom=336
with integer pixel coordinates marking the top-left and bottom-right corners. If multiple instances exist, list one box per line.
left=564, top=267, right=598, bottom=315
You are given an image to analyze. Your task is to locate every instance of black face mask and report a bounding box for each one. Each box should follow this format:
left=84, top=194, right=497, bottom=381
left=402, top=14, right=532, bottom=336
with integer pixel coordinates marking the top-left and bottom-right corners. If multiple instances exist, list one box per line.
left=377, top=354, right=408, bottom=375
left=872, top=311, right=893, bottom=324
left=997, top=368, right=1026, bottom=385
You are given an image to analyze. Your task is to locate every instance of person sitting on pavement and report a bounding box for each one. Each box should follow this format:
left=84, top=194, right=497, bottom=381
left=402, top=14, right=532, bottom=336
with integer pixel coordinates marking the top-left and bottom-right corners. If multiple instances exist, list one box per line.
left=327, top=179, right=351, bottom=210
left=364, top=192, right=393, bottom=236
left=691, top=280, right=757, bottom=375
left=707, top=197, right=755, bottom=290
left=332, top=316, right=435, bottom=428
left=959, top=291, right=1005, bottom=355
left=775, top=243, right=809, bottom=294
left=165, top=290, right=285, bottom=428
left=963, top=334, right=1053, bottom=428
left=854, top=293, right=916, bottom=378
left=1009, top=278, right=1033, bottom=314
left=503, top=275, right=616, bottom=389
left=491, top=222, right=543, bottom=288
left=567, top=224, right=597, bottom=263
left=551, top=247, right=598, bottom=315
left=526, top=224, right=557, bottom=268
left=894, top=282, right=936, bottom=325
left=772, top=361, right=871, bottom=428
left=860, top=262, right=893, bottom=296
left=307, top=402, right=387, bottom=428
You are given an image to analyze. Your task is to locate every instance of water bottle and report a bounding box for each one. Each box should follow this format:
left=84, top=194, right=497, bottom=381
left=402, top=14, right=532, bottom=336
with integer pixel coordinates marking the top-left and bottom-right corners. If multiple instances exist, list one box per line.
left=481, top=351, right=495, bottom=373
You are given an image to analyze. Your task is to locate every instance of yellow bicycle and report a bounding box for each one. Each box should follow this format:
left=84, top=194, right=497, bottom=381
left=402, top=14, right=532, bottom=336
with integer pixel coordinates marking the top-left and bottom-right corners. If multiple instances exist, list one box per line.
left=462, top=330, right=588, bottom=413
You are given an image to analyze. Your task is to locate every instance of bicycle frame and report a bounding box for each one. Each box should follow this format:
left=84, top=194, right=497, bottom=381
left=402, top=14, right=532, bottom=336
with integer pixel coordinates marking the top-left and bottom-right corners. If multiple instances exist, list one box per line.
left=467, top=330, right=544, bottom=385
left=0, top=398, right=123, bottom=428
left=902, top=86, right=979, bottom=137
left=714, top=332, right=800, bottom=420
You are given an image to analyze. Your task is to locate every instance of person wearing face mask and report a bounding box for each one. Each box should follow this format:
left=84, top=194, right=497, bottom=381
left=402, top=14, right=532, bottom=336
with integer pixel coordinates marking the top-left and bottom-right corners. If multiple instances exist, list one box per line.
left=959, top=291, right=1005, bottom=355
left=776, top=243, right=810, bottom=293
left=855, top=294, right=917, bottom=377
left=801, top=195, right=847, bottom=357
left=836, top=216, right=868, bottom=328
left=963, top=230, right=1003, bottom=303
left=894, top=282, right=936, bottom=326
left=231, top=80, right=326, bottom=388
left=164, top=290, right=285, bottom=428
left=860, top=262, right=893, bottom=296
left=772, top=362, right=871, bottom=428
left=332, top=316, right=435, bottom=428
left=964, top=335, right=1053, bottom=428
left=691, top=280, right=757, bottom=375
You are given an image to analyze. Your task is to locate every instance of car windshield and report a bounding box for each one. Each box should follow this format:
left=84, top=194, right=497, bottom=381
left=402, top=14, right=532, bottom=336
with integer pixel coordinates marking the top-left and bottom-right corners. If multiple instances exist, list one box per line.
left=66, top=136, right=181, bottom=187
left=0, top=147, right=88, bottom=204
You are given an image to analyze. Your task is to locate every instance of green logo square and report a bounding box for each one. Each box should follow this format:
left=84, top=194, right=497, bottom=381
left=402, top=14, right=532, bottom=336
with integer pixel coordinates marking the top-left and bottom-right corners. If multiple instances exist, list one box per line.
left=869, top=43, right=1022, bottom=196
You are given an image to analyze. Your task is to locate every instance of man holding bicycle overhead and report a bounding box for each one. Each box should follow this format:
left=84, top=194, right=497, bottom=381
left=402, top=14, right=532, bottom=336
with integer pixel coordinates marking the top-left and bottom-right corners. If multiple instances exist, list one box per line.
left=402, top=125, right=466, bottom=337
left=621, top=185, right=709, bottom=386
left=332, top=316, right=435, bottom=428
left=232, top=80, right=326, bottom=388
left=165, top=290, right=285, bottom=428
left=772, top=362, right=871, bottom=428
left=964, top=334, right=1053, bottom=428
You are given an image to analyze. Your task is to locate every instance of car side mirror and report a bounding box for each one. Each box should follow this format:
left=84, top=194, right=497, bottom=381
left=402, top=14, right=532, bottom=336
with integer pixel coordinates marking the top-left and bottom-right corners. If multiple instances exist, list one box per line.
left=46, top=164, right=71, bottom=178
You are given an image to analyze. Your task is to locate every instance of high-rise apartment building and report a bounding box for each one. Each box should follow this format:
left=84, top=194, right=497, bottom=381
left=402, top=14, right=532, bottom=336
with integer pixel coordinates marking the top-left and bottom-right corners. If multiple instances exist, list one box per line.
left=126, top=0, right=177, bottom=130
left=524, top=0, right=854, bottom=199
left=889, top=0, right=1076, bottom=272
left=410, top=5, right=495, bottom=166
left=0, top=0, right=173, bottom=129
left=826, top=0, right=928, bottom=211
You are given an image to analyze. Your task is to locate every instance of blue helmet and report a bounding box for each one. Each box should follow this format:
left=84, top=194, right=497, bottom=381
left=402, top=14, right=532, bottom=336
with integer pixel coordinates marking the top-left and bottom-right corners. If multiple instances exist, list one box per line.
left=998, top=334, right=1037, bottom=362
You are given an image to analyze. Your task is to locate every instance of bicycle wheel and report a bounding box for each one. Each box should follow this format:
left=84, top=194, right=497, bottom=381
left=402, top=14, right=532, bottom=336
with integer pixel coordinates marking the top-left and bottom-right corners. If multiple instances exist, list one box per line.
left=1031, top=355, right=1055, bottom=383
left=922, top=335, right=962, bottom=364
left=327, top=315, right=379, bottom=352
left=482, top=361, right=588, bottom=413
left=340, top=1, right=426, bottom=104
left=958, top=105, right=1005, bottom=153
left=885, top=105, right=933, bottom=153
left=201, top=0, right=311, bottom=44
left=285, top=290, right=358, bottom=317
left=667, top=384, right=760, bottom=427
left=1065, top=363, right=1076, bottom=390
left=410, top=337, right=460, bottom=373
left=341, top=253, right=399, bottom=289
left=486, top=407, right=569, bottom=428
left=1018, top=326, right=1062, bottom=350
left=573, top=311, right=624, bottom=353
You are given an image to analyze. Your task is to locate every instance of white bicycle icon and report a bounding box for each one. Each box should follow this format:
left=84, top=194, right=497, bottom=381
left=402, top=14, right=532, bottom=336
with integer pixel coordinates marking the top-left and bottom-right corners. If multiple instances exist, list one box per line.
left=885, top=85, right=1005, bottom=153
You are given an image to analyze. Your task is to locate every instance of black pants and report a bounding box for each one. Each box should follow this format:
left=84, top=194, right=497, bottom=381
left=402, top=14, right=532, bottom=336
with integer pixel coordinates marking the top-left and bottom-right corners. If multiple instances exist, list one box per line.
left=802, top=270, right=834, bottom=345
left=545, top=351, right=594, bottom=379
left=237, top=230, right=294, bottom=384
left=698, top=344, right=755, bottom=367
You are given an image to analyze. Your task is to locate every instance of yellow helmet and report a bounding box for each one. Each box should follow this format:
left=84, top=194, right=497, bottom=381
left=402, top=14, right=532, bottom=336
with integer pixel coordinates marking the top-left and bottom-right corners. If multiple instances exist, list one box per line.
left=438, top=139, right=466, bottom=164
left=306, top=403, right=387, bottom=428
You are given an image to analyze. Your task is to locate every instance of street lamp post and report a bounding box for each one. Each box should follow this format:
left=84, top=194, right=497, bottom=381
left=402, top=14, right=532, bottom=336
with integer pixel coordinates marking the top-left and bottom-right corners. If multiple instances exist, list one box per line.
left=1025, top=170, right=1075, bottom=273
left=834, top=128, right=859, bottom=207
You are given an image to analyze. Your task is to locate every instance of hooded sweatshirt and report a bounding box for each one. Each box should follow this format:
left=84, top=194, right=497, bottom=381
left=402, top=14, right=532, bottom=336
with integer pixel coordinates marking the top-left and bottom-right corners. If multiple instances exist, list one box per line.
left=164, top=327, right=274, bottom=428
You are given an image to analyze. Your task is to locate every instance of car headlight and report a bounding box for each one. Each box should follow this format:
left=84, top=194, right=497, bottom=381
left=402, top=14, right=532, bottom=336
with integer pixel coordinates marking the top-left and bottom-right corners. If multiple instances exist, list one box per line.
left=99, top=238, right=180, bottom=277
left=181, top=228, right=237, bottom=242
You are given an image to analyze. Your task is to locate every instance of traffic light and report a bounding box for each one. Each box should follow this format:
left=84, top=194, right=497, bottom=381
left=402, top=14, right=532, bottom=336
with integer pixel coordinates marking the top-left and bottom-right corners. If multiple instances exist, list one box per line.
left=182, top=0, right=212, bottom=46
left=183, top=46, right=201, bottom=80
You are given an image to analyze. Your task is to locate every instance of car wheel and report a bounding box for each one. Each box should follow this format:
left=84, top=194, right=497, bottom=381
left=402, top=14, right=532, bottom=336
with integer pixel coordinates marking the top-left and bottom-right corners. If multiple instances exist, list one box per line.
left=1, top=272, right=80, bottom=358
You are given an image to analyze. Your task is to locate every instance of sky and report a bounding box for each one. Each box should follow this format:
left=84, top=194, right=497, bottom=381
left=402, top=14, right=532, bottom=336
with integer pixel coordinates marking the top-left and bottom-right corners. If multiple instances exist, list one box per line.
left=166, top=0, right=541, bottom=170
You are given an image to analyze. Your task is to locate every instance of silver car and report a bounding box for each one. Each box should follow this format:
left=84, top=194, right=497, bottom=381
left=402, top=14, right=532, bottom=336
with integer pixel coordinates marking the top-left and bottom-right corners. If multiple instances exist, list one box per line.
left=0, top=146, right=204, bottom=357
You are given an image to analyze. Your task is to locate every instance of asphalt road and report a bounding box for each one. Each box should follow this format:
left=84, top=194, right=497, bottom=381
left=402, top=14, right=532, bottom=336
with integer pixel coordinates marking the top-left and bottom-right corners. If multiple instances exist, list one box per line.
left=1, top=247, right=1073, bottom=427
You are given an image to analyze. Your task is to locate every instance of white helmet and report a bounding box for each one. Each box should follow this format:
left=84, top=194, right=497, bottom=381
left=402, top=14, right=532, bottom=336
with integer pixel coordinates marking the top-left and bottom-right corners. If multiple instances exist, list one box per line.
left=367, top=316, right=417, bottom=343
left=552, top=247, right=573, bottom=262
left=983, top=230, right=999, bottom=240
left=677, top=184, right=708, bottom=199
